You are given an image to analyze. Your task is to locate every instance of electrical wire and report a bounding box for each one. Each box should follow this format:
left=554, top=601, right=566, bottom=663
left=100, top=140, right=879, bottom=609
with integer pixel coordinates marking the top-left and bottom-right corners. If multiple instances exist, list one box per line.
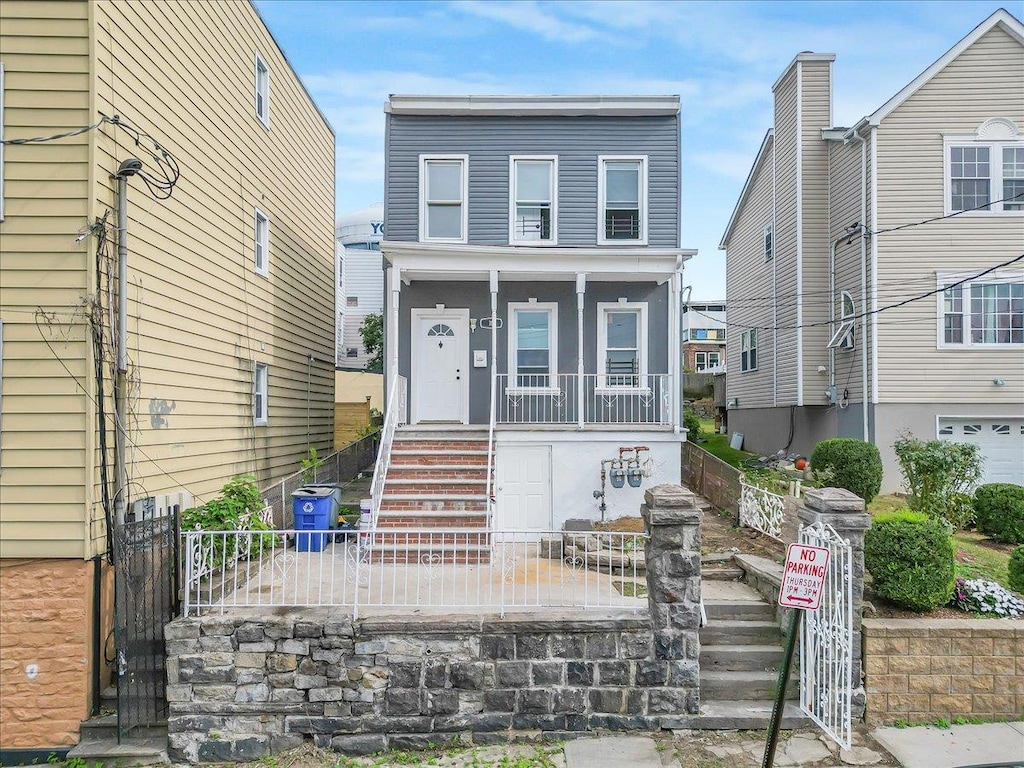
left=867, top=190, right=1024, bottom=236
left=0, top=116, right=113, bottom=144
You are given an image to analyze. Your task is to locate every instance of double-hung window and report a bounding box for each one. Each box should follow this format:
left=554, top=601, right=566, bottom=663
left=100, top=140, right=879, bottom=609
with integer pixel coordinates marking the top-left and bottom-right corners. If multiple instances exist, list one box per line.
left=510, top=156, right=556, bottom=244
left=508, top=303, right=557, bottom=390
left=420, top=155, right=468, bottom=242
left=598, top=156, right=647, bottom=244
left=695, top=351, right=721, bottom=371
left=763, top=224, right=774, bottom=261
left=740, top=329, right=757, bottom=372
left=946, top=129, right=1024, bottom=214
left=940, top=273, right=1024, bottom=347
left=253, top=362, right=269, bottom=425
left=254, top=208, right=269, bottom=277
left=598, top=302, right=647, bottom=389
left=254, top=53, right=270, bottom=128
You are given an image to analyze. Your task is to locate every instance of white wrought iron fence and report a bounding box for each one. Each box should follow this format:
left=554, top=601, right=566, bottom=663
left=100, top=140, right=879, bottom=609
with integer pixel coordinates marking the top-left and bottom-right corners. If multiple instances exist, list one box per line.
left=495, top=374, right=672, bottom=426
left=799, top=521, right=854, bottom=750
left=738, top=481, right=786, bottom=540
left=181, top=528, right=649, bottom=618
left=369, top=375, right=407, bottom=528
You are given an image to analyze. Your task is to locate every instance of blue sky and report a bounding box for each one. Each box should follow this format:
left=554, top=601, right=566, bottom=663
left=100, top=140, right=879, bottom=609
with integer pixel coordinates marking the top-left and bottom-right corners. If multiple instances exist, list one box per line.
left=255, top=0, right=1010, bottom=298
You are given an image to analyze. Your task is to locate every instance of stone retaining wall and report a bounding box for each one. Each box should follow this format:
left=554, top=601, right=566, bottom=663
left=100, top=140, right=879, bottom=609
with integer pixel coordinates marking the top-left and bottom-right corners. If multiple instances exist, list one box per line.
left=863, top=619, right=1024, bottom=726
left=166, top=613, right=697, bottom=762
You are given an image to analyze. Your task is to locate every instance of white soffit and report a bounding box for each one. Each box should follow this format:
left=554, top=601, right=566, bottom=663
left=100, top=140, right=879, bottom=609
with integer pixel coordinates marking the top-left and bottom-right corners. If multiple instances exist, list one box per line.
left=386, top=94, right=681, bottom=116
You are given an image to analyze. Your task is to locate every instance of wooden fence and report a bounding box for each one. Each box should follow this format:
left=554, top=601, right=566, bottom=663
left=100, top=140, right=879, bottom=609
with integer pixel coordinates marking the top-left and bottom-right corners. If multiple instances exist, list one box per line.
left=681, top=441, right=743, bottom=517
left=334, top=400, right=372, bottom=449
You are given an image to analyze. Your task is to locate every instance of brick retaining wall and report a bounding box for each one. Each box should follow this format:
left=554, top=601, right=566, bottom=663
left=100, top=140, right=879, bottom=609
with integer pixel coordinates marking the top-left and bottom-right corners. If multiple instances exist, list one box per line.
left=862, top=619, right=1024, bottom=725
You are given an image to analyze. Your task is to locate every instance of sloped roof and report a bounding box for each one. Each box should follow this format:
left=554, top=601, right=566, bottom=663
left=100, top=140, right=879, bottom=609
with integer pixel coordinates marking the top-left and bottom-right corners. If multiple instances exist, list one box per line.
left=718, top=130, right=773, bottom=250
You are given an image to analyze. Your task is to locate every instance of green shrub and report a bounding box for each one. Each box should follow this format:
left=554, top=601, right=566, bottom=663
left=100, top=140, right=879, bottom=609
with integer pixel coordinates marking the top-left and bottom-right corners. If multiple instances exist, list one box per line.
left=1009, top=547, right=1024, bottom=594
left=181, top=474, right=275, bottom=567
left=974, top=483, right=1024, bottom=544
left=864, top=510, right=955, bottom=611
left=810, top=438, right=883, bottom=503
left=893, top=434, right=982, bottom=530
left=683, top=408, right=702, bottom=442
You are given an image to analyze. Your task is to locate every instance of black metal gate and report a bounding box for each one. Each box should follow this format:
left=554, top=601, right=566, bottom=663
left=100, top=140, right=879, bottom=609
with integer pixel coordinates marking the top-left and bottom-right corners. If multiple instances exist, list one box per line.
left=113, top=511, right=179, bottom=738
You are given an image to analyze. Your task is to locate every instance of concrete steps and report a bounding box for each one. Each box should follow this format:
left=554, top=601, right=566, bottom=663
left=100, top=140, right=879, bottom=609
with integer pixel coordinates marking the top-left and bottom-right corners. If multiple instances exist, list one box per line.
left=67, top=736, right=169, bottom=767
left=701, top=669, right=798, bottom=700
left=700, top=619, right=781, bottom=645
left=664, top=700, right=810, bottom=730
left=700, top=644, right=785, bottom=672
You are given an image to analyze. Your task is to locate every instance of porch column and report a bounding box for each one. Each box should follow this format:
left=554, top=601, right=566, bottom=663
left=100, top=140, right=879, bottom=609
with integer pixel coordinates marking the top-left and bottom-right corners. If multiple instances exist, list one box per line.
left=389, top=266, right=401, bottom=418
left=487, top=271, right=498, bottom=511
left=576, top=272, right=586, bottom=430
left=670, top=270, right=681, bottom=433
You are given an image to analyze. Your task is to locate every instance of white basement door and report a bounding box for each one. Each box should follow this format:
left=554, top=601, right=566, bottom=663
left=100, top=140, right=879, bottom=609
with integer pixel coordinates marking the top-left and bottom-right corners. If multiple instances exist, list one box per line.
left=937, top=417, right=1024, bottom=485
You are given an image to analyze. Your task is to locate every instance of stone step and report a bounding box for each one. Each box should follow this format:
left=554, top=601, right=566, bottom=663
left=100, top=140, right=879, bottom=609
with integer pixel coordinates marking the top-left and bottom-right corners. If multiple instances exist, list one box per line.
left=700, top=670, right=798, bottom=700
left=703, top=600, right=776, bottom=621
left=663, top=700, right=811, bottom=730
left=700, top=644, right=785, bottom=672
left=67, top=736, right=169, bottom=767
left=702, top=565, right=745, bottom=581
left=80, top=714, right=167, bottom=742
left=100, top=685, right=117, bottom=708
left=699, top=619, right=782, bottom=646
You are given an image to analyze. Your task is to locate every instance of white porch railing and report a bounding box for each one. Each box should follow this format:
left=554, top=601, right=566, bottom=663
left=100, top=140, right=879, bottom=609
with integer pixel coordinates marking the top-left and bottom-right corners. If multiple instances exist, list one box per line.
left=496, top=373, right=672, bottom=426
left=369, top=375, right=407, bottom=528
left=738, top=481, right=785, bottom=540
left=181, top=528, right=648, bottom=617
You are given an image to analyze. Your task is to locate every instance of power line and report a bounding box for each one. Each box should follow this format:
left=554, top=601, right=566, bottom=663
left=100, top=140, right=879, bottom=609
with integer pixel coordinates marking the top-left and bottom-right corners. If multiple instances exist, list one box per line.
left=0, top=116, right=113, bottom=144
left=868, top=191, right=1024, bottom=236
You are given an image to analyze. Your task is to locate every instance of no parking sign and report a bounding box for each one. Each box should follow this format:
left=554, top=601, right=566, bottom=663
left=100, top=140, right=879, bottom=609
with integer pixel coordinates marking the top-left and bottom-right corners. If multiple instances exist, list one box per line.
left=778, top=543, right=830, bottom=611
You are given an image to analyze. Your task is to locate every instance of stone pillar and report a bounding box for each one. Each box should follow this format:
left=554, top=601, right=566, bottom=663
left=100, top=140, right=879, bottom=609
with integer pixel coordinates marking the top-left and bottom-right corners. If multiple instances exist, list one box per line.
left=641, top=484, right=701, bottom=715
left=797, top=487, right=871, bottom=718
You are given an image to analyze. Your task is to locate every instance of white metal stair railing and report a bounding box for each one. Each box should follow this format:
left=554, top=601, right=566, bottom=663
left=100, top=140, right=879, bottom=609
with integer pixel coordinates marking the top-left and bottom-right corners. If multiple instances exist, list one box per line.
left=738, top=480, right=785, bottom=540
left=799, top=520, right=854, bottom=751
left=369, top=375, right=407, bottom=530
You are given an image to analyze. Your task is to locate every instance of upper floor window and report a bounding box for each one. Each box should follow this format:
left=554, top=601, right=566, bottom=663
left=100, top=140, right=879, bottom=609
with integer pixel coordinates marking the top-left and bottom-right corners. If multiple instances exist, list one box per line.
left=945, top=119, right=1024, bottom=214
left=598, top=156, right=647, bottom=245
left=253, top=362, right=269, bottom=425
left=740, top=329, right=757, bottom=372
left=420, top=155, right=468, bottom=242
left=763, top=224, right=774, bottom=261
left=254, top=53, right=270, bottom=128
left=940, top=274, right=1023, bottom=347
left=828, top=291, right=856, bottom=350
left=508, top=303, right=557, bottom=390
left=598, top=302, right=648, bottom=389
left=254, top=208, right=269, bottom=277
left=510, top=156, right=556, bottom=244
left=695, top=351, right=721, bottom=371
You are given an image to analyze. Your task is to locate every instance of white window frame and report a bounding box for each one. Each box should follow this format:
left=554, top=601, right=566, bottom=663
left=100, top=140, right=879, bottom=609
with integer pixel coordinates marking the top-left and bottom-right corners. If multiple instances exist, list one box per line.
left=763, top=223, right=773, bottom=262
left=254, top=53, right=270, bottom=129
left=694, top=351, right=721, bottom=371
left=828, top=290, right=856, bottom=350
left=419, top=154, right=469, bottom=243
left=936, top=270, right=1024, bottom=349
left=740, top=329, right=758, bottom=372
left=597, top=301, right=648, bottom=392
left=253, top=362, right=269, bottom=426
left=254, top=207, right=269, bottom=277
left=597, top=155, right=648, bottom=246
left=508, top=155, right=557, bottom=245
left=507, top=302, right=559, bottom=393
left=943, top=135, right=1024, bottom=216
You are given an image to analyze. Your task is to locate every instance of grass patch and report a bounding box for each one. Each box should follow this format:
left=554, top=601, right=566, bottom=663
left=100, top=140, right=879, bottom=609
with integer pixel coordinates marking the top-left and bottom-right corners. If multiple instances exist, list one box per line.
left=690, top=417, right=759, bottom=468
left=613, top=580, right=649, bottom=598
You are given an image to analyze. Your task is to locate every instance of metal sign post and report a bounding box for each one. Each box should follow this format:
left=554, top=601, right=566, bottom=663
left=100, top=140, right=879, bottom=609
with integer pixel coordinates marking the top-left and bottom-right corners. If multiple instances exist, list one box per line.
left=762, top=543, right=831, bottom=768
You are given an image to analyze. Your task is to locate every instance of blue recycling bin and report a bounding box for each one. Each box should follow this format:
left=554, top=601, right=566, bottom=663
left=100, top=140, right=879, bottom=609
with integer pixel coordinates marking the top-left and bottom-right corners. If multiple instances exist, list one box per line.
left=291, top=488, right=333, bottom=552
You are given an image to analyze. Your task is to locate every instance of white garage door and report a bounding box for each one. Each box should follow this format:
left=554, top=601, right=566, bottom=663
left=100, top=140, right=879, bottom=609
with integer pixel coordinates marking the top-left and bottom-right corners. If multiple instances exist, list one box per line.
left=938, top=417, right=1024, bottom=485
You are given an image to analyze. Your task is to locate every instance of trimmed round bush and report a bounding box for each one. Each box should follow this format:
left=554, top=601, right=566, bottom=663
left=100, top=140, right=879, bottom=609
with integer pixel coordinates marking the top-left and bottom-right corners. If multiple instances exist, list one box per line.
left=810, top=438, right=883, bottom=503
left=974, top=483, right=1024, bottom=544
left=864, top=510, right=955, bottom=611
left=1009, top=546, right=1024, bottom=595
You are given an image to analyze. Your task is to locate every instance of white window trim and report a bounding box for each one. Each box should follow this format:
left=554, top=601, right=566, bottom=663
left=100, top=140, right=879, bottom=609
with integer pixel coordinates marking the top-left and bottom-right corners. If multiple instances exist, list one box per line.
left=507, top=302, right=558, bottom=392
left=508, top=155, right=558, bottom=246
left=943, top=135, right=1024, bottom=216
left=936, top=270, right=1024, bottom=350
left=763, top=223, right=773, bottom=262
left=596, top=301, right=648, bottom=392
left=254, top=207, right=269, bottom=277
left=597, top=155, right=648, bottom=246
left=254, top=52, right=270, bottom=129
left=740, top=329, right=758, bottom=372
left=419, top=154, right=469, bottom=244
left=828, top=290, right=856, bottom=350
left=254, top=362, right=269, bottom=426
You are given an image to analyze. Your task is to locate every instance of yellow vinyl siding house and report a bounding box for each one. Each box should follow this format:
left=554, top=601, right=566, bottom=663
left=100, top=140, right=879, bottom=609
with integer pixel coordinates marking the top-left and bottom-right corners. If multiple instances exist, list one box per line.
left=0, top=0, right=335, bottom=751
left=721, top=9, right=1024, bottom=493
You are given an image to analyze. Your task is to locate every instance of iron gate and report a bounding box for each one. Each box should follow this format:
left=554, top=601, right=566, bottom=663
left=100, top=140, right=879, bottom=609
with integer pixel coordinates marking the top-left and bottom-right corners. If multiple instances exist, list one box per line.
left=798, top=520, right=853, bottom=750
left=113, top=511, right=179, bottom=737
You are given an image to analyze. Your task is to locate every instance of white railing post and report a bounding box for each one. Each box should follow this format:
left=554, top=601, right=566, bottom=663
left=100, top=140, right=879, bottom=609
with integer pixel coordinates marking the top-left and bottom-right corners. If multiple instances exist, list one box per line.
left=486, top=271, right=498, bottom=526
left=576, top=273, right=586, bottom=430
left=369, top=374, right=406, bottom=529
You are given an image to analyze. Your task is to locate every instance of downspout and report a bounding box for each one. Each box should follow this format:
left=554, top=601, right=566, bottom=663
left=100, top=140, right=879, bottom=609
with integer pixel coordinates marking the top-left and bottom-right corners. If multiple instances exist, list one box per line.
left=852, top=128, right=870, bottom=441
left=795, top=61, right=804, bottom=407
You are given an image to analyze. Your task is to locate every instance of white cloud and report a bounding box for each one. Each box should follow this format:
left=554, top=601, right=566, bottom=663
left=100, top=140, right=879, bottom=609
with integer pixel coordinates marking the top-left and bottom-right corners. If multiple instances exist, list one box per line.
left=449, top=0, right=602, bottom=43
left=689, top=150, right=759, bottom=182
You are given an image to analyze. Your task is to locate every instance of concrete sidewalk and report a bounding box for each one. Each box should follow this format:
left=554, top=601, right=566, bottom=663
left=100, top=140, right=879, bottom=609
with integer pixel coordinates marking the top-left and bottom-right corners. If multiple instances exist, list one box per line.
left=873, top=721, right=1024, bottom=768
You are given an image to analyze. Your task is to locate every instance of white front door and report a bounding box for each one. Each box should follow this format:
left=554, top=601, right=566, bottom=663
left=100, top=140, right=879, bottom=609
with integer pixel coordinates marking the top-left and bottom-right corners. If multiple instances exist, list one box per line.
left=412, top=309, right=469, bottom=423
left=495, top=445, right=552, bottom=530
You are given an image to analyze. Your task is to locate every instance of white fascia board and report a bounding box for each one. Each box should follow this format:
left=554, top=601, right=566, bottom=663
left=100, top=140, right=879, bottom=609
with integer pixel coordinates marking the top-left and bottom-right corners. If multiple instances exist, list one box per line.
left=386, top=94, right=681, bottom=116
left=868, top=9, right=1024, bottom=126
left=771, top=52, right=836, bottom=93
left=719, top=130, right=774, bottom=249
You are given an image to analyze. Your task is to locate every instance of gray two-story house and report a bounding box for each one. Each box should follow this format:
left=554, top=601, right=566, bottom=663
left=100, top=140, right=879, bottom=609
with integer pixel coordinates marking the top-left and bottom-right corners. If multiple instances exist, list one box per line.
left=373, top=95, right=695, bottom=546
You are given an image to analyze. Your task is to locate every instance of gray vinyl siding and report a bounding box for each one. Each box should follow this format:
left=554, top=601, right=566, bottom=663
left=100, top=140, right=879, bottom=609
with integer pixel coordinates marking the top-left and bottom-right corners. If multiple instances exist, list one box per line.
left=724, top=142, right=776, bottom=410
left=399, top=281, right=669, bottom=424
left=384, top=114, right=680, bottom=248
left=799, top=61, right=833, bottom=395
left=773, top=68, right=800, bottom=406
left=339, top=245, right=384, bottom=368
left=875, top=25, right=1024, bottom=404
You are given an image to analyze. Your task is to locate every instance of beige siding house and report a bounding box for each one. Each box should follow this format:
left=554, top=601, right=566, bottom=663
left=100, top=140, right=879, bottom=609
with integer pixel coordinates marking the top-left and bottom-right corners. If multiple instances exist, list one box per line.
left=0, top=0, right=335, bottom=750
left=721, top=9, right=1024, bottom=492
